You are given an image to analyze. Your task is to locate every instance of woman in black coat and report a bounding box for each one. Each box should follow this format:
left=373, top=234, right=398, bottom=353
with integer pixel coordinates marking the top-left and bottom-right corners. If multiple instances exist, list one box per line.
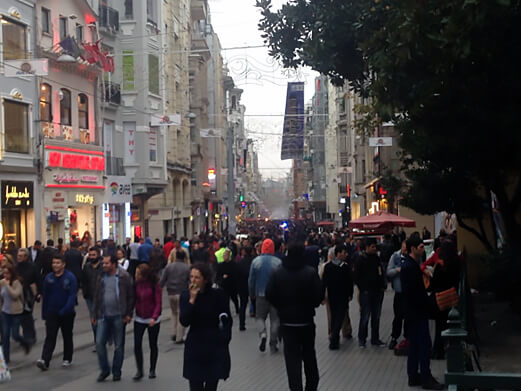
left=180, top=262, right=232, bottom=391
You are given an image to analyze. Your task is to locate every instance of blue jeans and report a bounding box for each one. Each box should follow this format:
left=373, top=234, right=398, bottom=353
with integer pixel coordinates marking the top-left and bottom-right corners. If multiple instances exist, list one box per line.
left=96, top=316, right=125, bottom=376
left=1, top=311, right=24, bottom=363
left=85, top=299, right=97, bottom=343
left=358, top=291, right=384, bottom=344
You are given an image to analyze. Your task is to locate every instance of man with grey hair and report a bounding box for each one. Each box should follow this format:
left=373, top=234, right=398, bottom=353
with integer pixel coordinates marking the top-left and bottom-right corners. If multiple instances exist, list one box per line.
left=16, top=247, right=41, bottom=346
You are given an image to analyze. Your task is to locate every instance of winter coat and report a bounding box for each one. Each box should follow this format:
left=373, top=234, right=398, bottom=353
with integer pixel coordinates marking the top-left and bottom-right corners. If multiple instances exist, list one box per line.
left=216, top=260, right=238, bottom=297
left=248, top=254, right=281, bottom=298
left=387, top=250, right=405, bottom=293
left=16, top=260, right=41, bottom=311
left=92, top=268, right=135, bottom=319
left=400, top=255, right=433, bottom=321
left=41, top=270, right=77, bottom=319
left=322, top=260, right=353, bottom=307
left=137, top=238, right=153, bottom=262
left=0, top=279, right=24, bottom=315
left=65, top=248, right=84, bottom=288
left=81, top=259, right=102, bottom=300
left=180, top=286, right=232, bottom=381
left=36, top=246, right=56, bottom=278
left=265, top=254, right=323, bottom=325
left=354, top=252, right=386, bottom=293
left=134, top=280, right=162, bottom=320
left=236, top=256, right=253, bottom=296
left=160, top=261, right=190, bottom=295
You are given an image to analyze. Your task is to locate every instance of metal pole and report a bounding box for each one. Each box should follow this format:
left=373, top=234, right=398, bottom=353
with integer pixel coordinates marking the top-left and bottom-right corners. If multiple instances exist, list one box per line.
left=227, top=124, right=236, bottom=236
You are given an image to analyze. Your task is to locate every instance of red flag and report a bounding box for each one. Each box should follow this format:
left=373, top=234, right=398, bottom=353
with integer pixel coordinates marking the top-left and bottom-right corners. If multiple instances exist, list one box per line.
left=104, top=55, right=114, bottom=73
left=82, top=43, right=99, bottom=64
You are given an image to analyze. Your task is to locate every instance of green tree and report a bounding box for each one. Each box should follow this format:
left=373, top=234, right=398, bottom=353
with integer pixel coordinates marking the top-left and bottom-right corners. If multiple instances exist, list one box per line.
left=257, top=0, right=521, bottom=252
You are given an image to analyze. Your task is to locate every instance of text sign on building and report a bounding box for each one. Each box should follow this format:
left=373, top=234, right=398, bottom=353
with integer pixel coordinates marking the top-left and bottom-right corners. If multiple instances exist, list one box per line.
left=4, top=59, right=49, bottom=77
left=369, top=137, right=393, bottom=147
left=46, top=151, right=105, bottom=171
left=106, top=176, right=133, bottom=204
left=150, top=113, right=181, bottom=127
left=2, top=181, right=33, bottom=208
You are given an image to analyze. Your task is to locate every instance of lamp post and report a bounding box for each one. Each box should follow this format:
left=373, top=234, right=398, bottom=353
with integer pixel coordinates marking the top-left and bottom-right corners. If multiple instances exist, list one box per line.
left=227, top=122, right=236, bottom=236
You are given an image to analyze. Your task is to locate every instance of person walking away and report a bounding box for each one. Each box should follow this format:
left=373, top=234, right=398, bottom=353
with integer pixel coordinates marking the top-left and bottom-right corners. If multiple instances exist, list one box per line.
left=133, top=263, right=162, bottom=380
left=160, top=250, right=190, bottom=343
left=180, top=262, right=232, bottom=391
left=1, top=263, right=31, bottom=365
left=116, top=248, right=130, bottom=271
left=163, top=236, right=175, bottom=260
left=93, top=254, right=135, bottom=382
left=322, top=244, right=353, bottom=350
left=248, top=238, right=281, bottom=353
left=36, top=254, right=77, bottom=370
left=15, top=248, right=40, bottom=347
left=82, top=246, right=103, bottom=349
left=387, top=240, right=408, bottom=350
left=266, top=241, right=323, bottom=391
left=216, top=248, right=239, bottom=315
left=214, top=242, right=227, bottom=266
left=36, top=239, right=56, bottom=279
left=128, top=237, right=141, bottom=280
left=236, top=246, right=254, bottom=331
left=149, top=248, right=167, bottom=276
left=354, top=238, right=386, bottom=348
left=401, top=236, right=444, bottom=390
left=64, top=240, right=84, bottom=289
left=138, top=238, right=154, bottom=265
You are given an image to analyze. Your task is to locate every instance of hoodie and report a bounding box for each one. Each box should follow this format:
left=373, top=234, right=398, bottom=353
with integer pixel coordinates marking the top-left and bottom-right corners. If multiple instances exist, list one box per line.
left=138, top=238, right=154, bottom=262
left=248, top=239, right=281, bottom=298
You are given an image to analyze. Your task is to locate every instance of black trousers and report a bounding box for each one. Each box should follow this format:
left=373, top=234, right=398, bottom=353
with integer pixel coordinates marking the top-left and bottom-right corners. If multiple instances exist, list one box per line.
left=407, top=318, right=432, bottom=380
left=391, top=292, right=407, bottom=339
left=280, top=324, right=319, bottom=391
left=329, top=302, right=348, bottom=344
left=189, top=380, right=219, bottom=391
left=20, top=310, right=37, bottom=345
left=128, top=259, right=139, bottom=280
left=238, top=293, right=249, bottom=328
left=41, top=312, right=75, bottom=365
left=134, top=321, right=160, bottom=373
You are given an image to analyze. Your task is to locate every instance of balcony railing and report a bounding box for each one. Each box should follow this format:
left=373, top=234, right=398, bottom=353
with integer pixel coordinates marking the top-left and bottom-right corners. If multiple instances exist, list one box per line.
left=99, top=5, right=119, bottom=32
left=104, top=82, right=121, bottom=105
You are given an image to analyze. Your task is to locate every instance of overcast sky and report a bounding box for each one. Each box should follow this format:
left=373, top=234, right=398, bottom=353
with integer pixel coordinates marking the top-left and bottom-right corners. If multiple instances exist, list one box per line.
left=209, top=0, right=318, bottom=179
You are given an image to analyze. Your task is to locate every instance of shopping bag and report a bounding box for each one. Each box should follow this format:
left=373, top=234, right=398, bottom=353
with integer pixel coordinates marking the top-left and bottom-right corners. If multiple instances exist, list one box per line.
left=0, top=347, right=11, bottom=383
left=435, top=287, right=459, bottom=311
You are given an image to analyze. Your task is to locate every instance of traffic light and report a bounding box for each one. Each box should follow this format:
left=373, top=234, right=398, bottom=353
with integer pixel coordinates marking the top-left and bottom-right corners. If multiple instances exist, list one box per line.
left=239, top=193, right=244, bottom=202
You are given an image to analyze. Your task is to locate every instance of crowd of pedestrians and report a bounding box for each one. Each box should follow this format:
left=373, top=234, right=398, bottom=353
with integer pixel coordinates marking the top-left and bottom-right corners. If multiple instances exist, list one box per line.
left=0, top=224, right=460, bottom=390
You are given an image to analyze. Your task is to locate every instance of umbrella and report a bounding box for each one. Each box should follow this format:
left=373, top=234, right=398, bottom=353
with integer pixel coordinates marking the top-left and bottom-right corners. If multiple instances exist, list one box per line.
left=348, top=211, right=416, bottom=230
left=316, top=220, right=335, bottom=227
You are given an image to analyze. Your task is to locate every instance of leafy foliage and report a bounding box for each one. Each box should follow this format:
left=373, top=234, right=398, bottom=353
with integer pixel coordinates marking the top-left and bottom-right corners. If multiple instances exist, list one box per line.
left=257, top=0, right=521, bottom=250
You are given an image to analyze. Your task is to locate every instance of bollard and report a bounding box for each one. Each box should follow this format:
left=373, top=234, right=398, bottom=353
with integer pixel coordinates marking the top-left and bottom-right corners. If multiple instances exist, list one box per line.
left=443, top=307, right=468, bottom=388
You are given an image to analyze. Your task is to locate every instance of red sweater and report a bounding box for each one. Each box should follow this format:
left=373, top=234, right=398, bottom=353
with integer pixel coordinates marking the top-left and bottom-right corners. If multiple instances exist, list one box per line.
left=135, top=281, right=162, bottom=320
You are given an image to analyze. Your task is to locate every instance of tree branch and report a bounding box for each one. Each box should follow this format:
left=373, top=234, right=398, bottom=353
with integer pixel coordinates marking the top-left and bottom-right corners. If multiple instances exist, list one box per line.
left=457, top=216, right=494, bottom=253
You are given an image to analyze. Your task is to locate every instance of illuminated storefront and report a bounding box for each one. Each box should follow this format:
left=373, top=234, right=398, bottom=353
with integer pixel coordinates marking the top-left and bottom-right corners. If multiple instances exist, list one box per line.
left=42, top=143, right=105, bottom=243
left=0, top=180, right=34, bottom=250
left=102, top=176, right=132, bottom=243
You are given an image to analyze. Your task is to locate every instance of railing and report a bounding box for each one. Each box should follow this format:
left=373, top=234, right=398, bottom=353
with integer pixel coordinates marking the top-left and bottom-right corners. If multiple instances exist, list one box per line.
left=104, top=82, right=121, bottom=105
left=443, top=264, right=521, bottom=390
left=99, top=5, right=119, bottom=32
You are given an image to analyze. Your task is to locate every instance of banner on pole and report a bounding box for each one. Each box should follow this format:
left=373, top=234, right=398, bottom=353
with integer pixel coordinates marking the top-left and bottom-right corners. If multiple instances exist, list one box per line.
left=280, top=82, right=305, bottom=160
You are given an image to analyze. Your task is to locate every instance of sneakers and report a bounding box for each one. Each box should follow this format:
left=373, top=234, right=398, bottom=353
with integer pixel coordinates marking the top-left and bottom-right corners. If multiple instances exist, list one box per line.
left=371, top=340, right=386, bottom=347
left=36, top=359, right=49, bottom=371
left=62, top=360, right=72, bottom=368
left=97, top=372, right=110, bottom=382
left=408, top=374, right=421, bottom=387
left=259, top=336, right=267, bottom=352
left=422, top=376, right=445, bottom=390
left=388, top=338, right=398, bottom=350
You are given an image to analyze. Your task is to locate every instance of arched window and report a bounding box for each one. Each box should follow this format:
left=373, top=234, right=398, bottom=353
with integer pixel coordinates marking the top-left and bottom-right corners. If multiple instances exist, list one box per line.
left=78, top=94, right=89, bottom=129
left=40, top=83, right=52, bottom=122
left=60, top=89, right=71, bottom=126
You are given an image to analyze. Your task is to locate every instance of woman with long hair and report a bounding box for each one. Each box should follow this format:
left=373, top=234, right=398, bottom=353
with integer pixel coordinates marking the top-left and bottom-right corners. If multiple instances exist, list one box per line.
left=116, top=248, right=129, bottom=271
left=1, top=263, right=31, bottom=364
left=180, top=262, right=232, bottom=391
left=133, top=263, right=162, bottom=380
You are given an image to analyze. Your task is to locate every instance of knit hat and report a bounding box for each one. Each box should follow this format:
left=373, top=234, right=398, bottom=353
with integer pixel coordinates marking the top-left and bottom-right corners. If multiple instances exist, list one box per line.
left=261, top=239, right=275, bottom=255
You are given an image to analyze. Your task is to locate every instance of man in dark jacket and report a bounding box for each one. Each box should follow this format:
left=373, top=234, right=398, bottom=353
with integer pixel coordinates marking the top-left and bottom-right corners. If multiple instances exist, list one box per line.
left=236, top=247, right=253, bottom=331
left=138, top=237, right=153, bottom=263
left=266, top=241, right=324, bottom=391
left=401, top=236, right=444, bottom=390
left=16, top=248, right=41, bottom=345
left=304, top=236, right=320, bottom=270
left=36, top=239, right=56, bottom=279
left=322, top=244, right=353, bottom=350
left=64, top=240, right=84, bottom=288
left=82, top=246, right=103, bottom=347
left=92, top=254, right=135, bottom=382
left=354, top=238, right=386, bottom=348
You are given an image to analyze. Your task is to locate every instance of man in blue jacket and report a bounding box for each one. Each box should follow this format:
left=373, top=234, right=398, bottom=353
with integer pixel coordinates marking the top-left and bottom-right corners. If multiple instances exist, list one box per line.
left=36, top=254, right=78, bottom=371
left=401, top=236, right=444, bottom=390
left=137, top=237, right=153, bottom=263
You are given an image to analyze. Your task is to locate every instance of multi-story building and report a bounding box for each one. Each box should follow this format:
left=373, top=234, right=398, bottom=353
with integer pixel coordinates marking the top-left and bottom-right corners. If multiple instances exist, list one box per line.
left=0, top=1, right=40, bottom=249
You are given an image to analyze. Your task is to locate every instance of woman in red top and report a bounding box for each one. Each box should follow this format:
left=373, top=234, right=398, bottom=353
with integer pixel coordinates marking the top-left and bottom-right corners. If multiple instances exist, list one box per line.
left=133, top=263, right=162, bottom=381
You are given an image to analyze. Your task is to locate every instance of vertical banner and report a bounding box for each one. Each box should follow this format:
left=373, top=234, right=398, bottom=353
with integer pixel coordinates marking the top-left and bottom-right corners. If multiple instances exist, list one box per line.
left=280, top=82, right=305, bottom=160
left=124, top=122, right=136, bottom=163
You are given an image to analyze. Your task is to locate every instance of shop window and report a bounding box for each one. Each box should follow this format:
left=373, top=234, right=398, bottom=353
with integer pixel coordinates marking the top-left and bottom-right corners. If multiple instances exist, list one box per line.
left=148, top=54, right=159, bottom=95
left=78, top=94, right=89, bottom=129
left=60, top=89, right=71, bottom=126
left=2, top=17, right=27, bottom=60
left=3, top=100, right=30, bottom=154
left=41, top=8, right=51, bottom=34
left=40, top=83, right=52, bottom=122
left=59, top=16, right=67, bottom=40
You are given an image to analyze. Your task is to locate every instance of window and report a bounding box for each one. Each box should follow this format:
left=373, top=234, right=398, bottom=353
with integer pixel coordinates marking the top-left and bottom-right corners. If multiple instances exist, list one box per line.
left=149, top=128, right=157, bottom=162
left=59, top=16, right=67, bottom=40
left=4, top=100, right=29, bottom=154
left=2, top=18, right=26, bottom=60
left=76, top=24, right=83, bottom=42
left=78, top=94, right=89, bottom=129
left=148, top=54, right=159, bottom=95
left=147, top=0, right=157, bottom=24
left=122, top=50, right=134, bottom=90
left=40, top=84, right=52, bottom=122
left=124, top=0, right=133, bottom=19
left=60, top=89, right=71, bottom=126
left=41, top=8, right=51, bottom=34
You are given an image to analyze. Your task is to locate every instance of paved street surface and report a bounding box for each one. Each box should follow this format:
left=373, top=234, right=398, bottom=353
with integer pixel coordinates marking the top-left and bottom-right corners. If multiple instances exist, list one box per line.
left=7, top=291, right=444, bottom=390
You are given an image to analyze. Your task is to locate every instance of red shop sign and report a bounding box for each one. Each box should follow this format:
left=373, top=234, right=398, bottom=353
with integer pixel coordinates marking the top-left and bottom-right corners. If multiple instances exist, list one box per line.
left=47, top=151, right=105, bottom=171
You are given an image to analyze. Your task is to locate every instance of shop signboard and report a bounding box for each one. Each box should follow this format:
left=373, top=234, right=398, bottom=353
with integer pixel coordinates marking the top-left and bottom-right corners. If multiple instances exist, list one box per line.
left=1, top=181, right=33, bottom=208
left=105, top=176, right=133, bottom=204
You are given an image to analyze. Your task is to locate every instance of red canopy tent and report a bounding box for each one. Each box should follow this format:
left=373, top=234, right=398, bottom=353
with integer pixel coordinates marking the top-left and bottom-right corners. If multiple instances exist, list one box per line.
left=316, top=220, right=335, bottom=227
left=348, top=211, right=416, bottom=231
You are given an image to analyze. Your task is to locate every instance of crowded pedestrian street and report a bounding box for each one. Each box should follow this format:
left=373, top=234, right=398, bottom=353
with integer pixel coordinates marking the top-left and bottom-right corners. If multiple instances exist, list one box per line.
left=6, top=290, right=444, bottom=390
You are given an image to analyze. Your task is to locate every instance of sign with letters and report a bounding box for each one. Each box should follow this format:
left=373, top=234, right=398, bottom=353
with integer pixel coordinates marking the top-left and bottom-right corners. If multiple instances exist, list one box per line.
left=1, top=181, right=33, bottom=208
left=105, top=176, right=132, bottom=204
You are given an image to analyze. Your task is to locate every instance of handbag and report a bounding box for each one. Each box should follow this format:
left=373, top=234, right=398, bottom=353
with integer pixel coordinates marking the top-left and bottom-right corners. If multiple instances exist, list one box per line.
left=435, top=287, right=459, bottom=311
